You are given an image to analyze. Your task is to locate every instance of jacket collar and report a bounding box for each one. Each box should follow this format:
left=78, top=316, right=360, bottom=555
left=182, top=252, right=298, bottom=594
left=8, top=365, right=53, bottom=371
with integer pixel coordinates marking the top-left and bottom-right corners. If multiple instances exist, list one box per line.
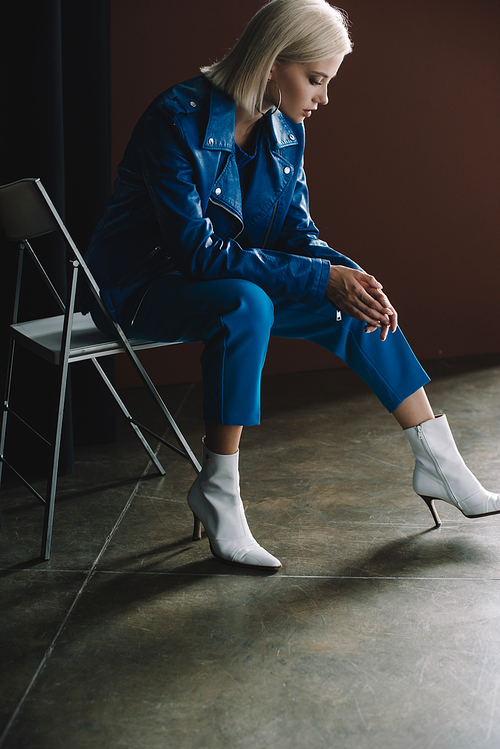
left=203, top=81, right=302, bottom=153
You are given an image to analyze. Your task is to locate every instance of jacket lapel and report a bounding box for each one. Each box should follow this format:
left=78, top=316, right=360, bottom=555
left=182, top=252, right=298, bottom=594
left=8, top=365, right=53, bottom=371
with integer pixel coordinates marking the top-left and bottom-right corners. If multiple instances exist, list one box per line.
left=203, top=85, right=302, bottom=230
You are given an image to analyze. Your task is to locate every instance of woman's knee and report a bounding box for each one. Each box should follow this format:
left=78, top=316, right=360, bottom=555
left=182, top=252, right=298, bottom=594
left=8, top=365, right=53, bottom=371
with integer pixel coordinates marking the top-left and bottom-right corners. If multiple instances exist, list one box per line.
left=223, top=279, right=274, bottom=331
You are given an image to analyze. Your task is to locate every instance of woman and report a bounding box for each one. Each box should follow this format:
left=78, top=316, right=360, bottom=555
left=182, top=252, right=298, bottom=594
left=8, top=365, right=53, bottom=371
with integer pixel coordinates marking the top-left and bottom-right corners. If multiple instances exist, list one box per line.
left=85, top=0, right=500, bottom=570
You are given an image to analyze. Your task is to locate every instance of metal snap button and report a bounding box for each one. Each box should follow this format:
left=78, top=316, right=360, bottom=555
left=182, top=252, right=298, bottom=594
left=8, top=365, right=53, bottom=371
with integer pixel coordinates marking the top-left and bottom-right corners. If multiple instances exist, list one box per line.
left=189, top=101, right=197, bottom=108
left=215, top=187, right=222, bottom=195
left=208, top=137, right=214, bottom=145
left=284, top=167, right=291, bottom=174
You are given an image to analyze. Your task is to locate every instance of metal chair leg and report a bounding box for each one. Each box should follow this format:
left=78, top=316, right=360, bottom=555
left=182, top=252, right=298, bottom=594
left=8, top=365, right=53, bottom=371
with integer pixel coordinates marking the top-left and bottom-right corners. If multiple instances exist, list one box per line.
left=0, top=338, right=16, bottom=488
left=91, top=357, right=166, bottom=475
left=40, top=262, right=78, bottom=560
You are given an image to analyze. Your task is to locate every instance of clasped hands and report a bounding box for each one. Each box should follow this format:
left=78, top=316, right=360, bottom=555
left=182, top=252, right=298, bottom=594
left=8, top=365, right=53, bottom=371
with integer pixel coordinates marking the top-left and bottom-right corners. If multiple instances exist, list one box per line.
left=326, top=265, right=398, bottom=341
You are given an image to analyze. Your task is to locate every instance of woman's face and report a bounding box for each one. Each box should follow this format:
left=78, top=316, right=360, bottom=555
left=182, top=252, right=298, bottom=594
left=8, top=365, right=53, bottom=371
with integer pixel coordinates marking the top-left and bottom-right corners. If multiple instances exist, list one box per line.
left=267, top=53, right=345, bottom=123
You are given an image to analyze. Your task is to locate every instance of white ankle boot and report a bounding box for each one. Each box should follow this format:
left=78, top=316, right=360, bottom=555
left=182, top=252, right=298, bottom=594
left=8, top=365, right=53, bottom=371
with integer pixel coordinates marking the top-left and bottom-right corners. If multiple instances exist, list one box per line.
left=404, top=414, right=500, bottom=527
left=187, top=442, right=281, bottom=569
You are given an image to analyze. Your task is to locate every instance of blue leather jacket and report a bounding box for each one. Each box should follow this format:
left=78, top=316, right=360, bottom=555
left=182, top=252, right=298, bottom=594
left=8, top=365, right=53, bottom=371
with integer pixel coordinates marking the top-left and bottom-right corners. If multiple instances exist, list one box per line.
left=85, top=74, right=359, bottom=320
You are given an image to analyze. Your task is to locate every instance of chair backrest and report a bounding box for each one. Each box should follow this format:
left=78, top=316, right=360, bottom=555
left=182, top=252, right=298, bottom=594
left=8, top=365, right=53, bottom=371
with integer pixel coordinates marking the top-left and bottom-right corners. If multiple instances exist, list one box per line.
left=0, top=178, right=59, bottom=241
left=0, top=177, right=109, bottom=319
left=0, top=177, right=147, bottom=356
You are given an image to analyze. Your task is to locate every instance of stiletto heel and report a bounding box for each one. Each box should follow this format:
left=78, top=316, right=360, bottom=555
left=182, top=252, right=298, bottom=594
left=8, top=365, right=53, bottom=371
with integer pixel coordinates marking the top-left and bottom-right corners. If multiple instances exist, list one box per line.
left=192, top=514, right=202, bottom=542
left=420, top=496, right=442, bottom=528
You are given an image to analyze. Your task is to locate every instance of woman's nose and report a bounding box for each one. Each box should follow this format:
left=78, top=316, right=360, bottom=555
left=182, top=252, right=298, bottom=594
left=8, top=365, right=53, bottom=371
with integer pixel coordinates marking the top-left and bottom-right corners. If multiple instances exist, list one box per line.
left=315, top=87, right=329, bottom=106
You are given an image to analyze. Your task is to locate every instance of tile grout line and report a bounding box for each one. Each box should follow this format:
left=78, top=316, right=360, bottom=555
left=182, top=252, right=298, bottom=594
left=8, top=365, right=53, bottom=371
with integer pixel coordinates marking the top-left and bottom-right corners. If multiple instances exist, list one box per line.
left=0, top=383, right=196, bottom=747
left=3, top=568, right=500, bottom=581
left=75, top=573, right=500, bottom=580
left=0, top=475, right=145, bottom=748
left=26, top=572, right=500, bottom=580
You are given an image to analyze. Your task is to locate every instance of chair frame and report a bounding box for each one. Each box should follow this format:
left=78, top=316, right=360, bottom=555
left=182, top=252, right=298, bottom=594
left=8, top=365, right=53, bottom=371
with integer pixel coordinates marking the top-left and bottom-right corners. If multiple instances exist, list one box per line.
left=0, top=177, right=201, bottom=560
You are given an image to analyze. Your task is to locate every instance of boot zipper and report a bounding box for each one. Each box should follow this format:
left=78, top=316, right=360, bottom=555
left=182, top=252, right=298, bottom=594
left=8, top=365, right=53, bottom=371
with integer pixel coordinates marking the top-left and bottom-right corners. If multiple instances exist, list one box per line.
left=416, top=424, right=459, bottom=506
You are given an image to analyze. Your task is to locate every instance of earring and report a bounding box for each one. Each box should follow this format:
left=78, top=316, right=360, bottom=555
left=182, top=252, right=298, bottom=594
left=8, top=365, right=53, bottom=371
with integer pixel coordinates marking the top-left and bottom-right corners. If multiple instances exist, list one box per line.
left=258, top=79, right=282, bottom=116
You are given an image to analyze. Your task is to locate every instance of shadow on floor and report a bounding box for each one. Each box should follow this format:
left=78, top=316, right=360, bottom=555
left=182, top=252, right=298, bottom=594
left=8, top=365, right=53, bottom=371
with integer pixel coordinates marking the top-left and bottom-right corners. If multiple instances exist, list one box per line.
left=1, top=355, right=500, bottom=749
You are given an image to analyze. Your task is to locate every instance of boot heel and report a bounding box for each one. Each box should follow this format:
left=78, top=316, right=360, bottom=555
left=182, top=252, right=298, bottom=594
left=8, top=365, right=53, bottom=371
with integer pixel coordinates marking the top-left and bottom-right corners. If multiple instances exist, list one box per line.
left=192, top=513, right=202, bottom=542
left=420, top=496, right=442, bottom=528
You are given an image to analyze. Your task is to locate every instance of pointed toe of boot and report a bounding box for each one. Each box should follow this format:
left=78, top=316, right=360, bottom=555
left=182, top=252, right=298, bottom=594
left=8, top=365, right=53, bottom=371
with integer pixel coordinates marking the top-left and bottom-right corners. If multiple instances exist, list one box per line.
left=210, top=538, right=282, bottom=570
left=188, top=441, right=281, bottom=570
left=460, top=490, right=500, bottom=518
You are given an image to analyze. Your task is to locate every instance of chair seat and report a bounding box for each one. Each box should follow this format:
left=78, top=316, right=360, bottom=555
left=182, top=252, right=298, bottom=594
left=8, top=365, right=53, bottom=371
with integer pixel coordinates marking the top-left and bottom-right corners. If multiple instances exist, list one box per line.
left=0, top=177, right=201, bottom=560
left=10, top=312, right=174, bottom=365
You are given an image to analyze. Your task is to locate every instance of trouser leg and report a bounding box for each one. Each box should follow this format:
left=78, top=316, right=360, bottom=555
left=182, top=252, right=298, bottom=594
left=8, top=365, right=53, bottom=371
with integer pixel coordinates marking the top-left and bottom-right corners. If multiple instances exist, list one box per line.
left=115, top=275, right=274, bottom=425
left=271, top=297, right=430, bottom=412
left=94, top=274, right=429, bottom=426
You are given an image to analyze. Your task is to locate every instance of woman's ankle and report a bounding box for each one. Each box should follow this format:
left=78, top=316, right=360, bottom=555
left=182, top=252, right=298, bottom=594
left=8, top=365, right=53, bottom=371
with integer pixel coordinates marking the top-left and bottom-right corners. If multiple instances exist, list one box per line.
left=204, top=423, right=243, bottom=454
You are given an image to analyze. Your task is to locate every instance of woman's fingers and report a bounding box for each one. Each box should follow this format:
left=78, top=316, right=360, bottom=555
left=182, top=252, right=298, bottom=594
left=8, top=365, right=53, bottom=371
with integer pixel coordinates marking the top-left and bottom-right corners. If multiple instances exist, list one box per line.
left=372, top=290, right=398, bottom=332
left=364, top=321, right=391, bottom=340
left=366, top=288, right=398, bottom=333
left=352, top=272, right=399, bottom=333
left=327, top=266, right=399, bottom=338
left=352, top=276, right=396, bottom=321
left=326, top=267, right=391, bottom=326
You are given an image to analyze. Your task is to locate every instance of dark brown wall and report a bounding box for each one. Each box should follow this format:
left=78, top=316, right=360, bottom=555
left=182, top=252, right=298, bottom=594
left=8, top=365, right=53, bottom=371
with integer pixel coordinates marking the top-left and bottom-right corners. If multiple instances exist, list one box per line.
left=110, top=0, right=500, bottom=388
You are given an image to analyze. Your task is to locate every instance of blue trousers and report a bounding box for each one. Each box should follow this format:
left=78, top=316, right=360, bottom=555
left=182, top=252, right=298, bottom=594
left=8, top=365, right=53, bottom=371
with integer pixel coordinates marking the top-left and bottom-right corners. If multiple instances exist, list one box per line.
left=115, top=273, right=430, bottom=425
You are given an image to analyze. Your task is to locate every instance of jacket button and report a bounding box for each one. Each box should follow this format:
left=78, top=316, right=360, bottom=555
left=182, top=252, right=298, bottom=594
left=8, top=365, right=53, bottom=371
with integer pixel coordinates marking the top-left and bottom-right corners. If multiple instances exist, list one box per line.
left=289, top=134, right=295, bottom=140
left=208, top=137, right=214, bottom=145
left=284, top=167, right=291, bottom=174
left=189, top=101, right=197, bottom=108
left=215, top=187, right=222, bottom=195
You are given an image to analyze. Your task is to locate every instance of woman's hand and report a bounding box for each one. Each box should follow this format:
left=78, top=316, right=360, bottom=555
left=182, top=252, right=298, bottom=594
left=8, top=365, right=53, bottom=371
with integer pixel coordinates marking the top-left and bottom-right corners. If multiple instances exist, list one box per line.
left=326, top=265, right=398, bottom=341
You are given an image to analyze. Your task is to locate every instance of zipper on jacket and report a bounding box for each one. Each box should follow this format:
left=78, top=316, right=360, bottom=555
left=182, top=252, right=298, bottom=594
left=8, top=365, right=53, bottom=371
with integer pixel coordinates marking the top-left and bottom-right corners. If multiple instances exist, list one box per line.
left=118, top=246, right=163, bottom=286
left=130, top=279, right=159, bottom=327
left=209, top=197, right=244, bottom=240
left=262, top=203, right=278, bottom=249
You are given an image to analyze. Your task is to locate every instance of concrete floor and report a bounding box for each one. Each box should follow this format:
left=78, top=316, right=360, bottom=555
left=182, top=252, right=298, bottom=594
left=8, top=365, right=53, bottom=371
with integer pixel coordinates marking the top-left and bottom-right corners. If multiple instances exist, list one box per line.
left=1, top=354, right=500, bottom=749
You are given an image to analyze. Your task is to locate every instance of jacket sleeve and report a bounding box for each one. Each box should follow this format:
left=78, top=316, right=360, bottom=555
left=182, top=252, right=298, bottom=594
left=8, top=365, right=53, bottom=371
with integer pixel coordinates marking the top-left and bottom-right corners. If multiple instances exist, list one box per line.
left=141, top=105, right=331, bottom=307
left=274, top=161, right=362, bottom=271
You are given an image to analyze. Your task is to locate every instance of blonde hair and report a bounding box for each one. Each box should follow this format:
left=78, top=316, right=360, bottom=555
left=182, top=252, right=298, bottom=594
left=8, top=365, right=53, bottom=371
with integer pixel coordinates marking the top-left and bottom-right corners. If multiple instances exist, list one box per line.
left=201, top=0, right=352, bottom=114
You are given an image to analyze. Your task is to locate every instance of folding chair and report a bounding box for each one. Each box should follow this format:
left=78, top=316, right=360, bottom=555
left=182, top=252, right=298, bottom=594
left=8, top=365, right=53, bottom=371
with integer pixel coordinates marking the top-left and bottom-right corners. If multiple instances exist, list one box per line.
left=0, top=177, right=201, bottom=560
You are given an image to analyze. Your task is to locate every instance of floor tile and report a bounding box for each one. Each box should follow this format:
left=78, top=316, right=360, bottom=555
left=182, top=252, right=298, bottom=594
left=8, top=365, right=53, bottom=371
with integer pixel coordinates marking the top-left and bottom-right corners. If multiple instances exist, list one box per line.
left=0, top=570, right=87, bottom=735
left=3, top=574, right=500, bottom=748
left=1, top=355, right=500, bottom=749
